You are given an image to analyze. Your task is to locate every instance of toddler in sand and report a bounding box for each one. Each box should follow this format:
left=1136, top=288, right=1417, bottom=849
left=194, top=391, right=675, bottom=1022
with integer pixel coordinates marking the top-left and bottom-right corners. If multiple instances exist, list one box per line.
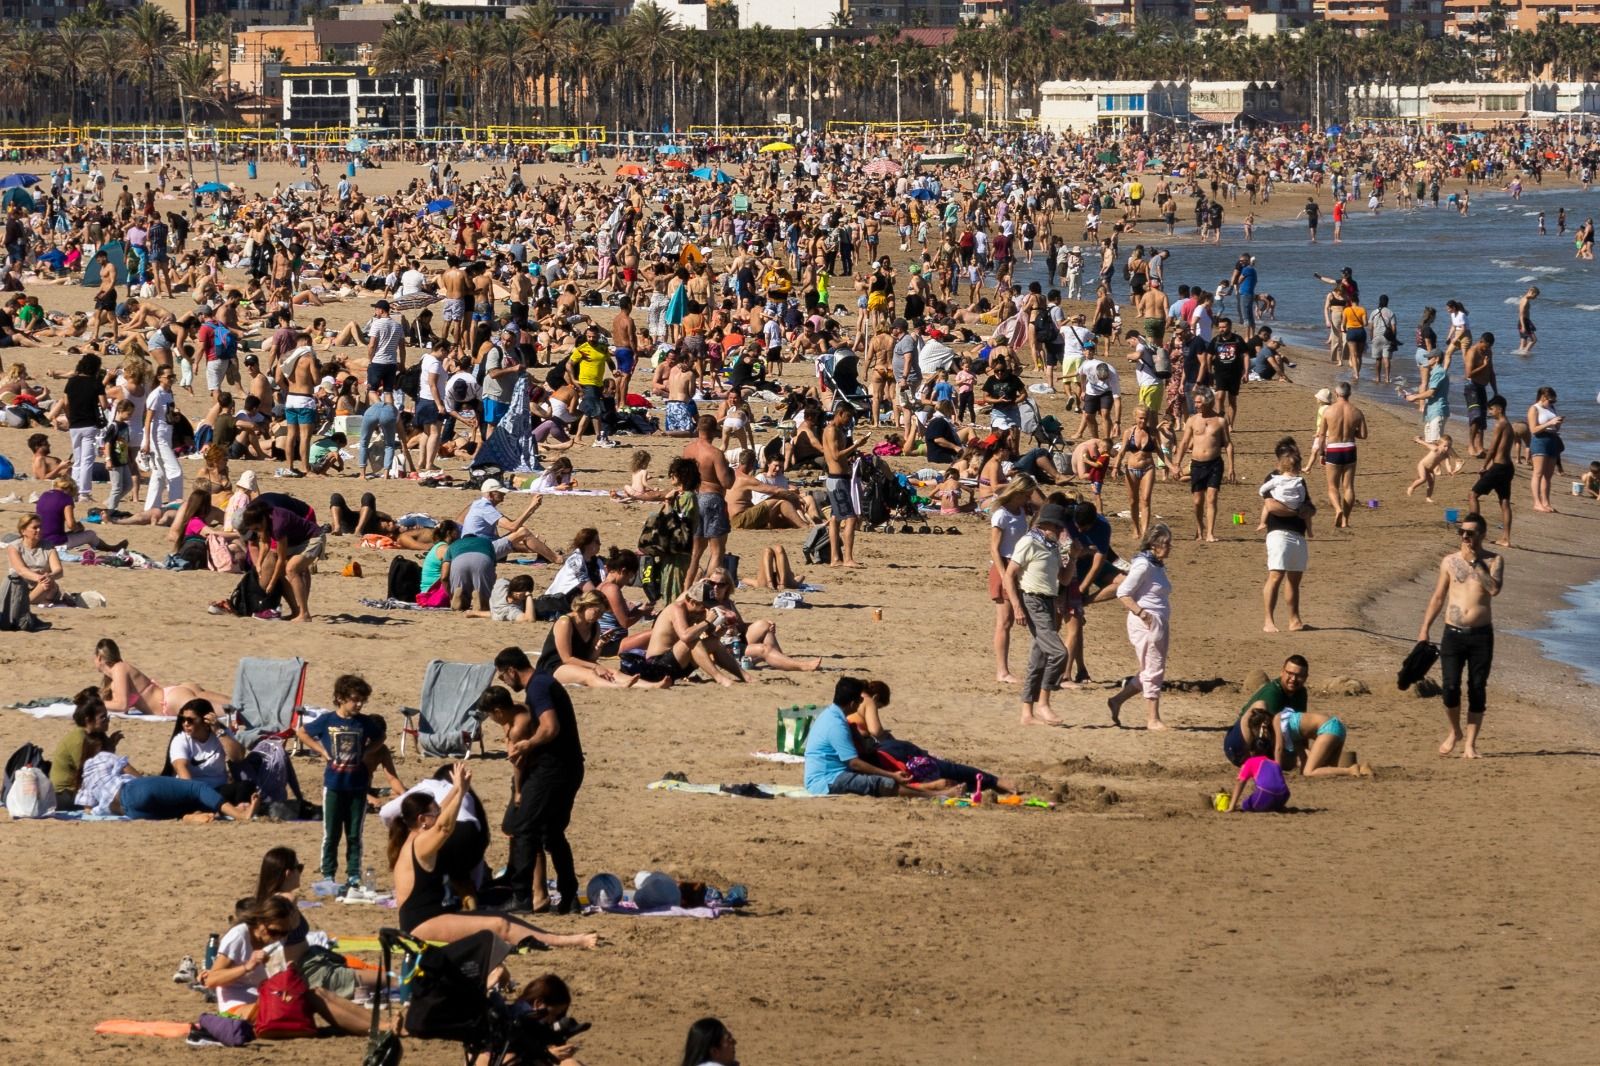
left=1406, top=435, right=1463, bottom=503
left=613, top=448, right=667, bottom=501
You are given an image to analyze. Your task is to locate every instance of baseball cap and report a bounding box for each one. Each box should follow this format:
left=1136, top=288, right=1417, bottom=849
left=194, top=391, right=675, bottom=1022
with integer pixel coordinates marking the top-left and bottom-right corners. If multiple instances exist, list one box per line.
left=480, top=479, right=505, bottom=495
left=372, top=299, right=391, bottom=311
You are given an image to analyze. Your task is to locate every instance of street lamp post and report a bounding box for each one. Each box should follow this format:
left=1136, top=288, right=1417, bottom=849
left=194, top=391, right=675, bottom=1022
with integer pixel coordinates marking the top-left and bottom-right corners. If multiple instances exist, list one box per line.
left=893, top=59, right=901, bottom=133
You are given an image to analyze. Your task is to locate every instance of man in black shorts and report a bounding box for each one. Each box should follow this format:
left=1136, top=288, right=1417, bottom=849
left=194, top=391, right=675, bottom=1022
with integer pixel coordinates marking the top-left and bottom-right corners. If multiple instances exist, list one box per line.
left=1172, top=387, right=1233, bottom=542
left=1207, top=316, right=1247, bottom=427
left=1468, top=395, right=1515, bottom=547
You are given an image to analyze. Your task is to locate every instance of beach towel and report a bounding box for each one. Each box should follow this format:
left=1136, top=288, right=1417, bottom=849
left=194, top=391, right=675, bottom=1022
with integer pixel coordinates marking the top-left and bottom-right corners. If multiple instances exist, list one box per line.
left=471, top=377, right=540, bottom=474
left=232, top=658, right=307, bottom=748
left=665, top=281, right=688, bottom=326
left=749, top=750, right=805, bottom=764
left=51, top=810, right=129, bottom=821
left=588, top=902, right=725, bottom=919
left=94, top=1020, right=191, bottom=1039
left=8, top=700, right=158, bottom=721
left=647, top=779, right=819, bottom=799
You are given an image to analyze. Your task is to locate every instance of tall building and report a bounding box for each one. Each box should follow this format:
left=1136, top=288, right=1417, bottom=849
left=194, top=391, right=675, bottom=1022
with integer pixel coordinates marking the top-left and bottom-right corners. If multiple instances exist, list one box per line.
left=0, top=0, right=136, bottom=28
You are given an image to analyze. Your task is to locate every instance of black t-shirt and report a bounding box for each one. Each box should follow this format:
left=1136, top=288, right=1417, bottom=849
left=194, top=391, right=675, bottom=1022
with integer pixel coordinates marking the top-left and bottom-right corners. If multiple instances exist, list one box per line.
left=902, top=291, right=925, bottom=322
left=983, top=372, right=1023, bottom=406
left=1209, top=332, right=1245, bottom=385
left=522, top=671, right=583, bottom=776
left=923, top=415, right=961, bottom=463
left=64, top=374, right=105, bottom=429
left=1182, top=335, right=1208, bottom=380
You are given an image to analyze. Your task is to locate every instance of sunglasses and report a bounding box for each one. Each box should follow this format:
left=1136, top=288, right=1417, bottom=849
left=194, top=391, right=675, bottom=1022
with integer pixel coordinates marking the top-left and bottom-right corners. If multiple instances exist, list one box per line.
left=1457, top=526, right=1482, bottom=537
left=179, top=717, right=201, bottom=725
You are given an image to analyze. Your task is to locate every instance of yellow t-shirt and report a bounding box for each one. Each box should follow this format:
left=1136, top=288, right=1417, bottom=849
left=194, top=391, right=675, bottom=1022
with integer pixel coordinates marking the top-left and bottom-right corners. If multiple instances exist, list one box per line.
left=1342, top=305, right=1368, bottom=331
left=569, top=343, right=610, bottom=387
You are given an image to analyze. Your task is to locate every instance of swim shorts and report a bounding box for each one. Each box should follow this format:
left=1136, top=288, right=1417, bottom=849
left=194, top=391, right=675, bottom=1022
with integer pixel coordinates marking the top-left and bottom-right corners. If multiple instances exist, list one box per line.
left=1471, top=462, right=1513, bottom=501
left=1324, top=444, right=1357, bottom=466
left=613, top=346, right=635, bottom=374
left=284, top=394, right=316, bottom=426
left=664, top=400, right=696, bottom=433
left=826, top=475, right=856, bottom=519
left=695, top=491, right=731, bottom=538
left=1189, top=458, right=1224, bottom=492
left=442, top=298, right=465, bottom=323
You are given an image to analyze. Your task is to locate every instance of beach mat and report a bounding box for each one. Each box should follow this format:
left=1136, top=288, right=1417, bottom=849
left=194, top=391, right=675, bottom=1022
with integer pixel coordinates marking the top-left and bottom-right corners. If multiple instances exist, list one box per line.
left=95, top=1020, right=190, bottom=1039
left=647, top=779, right=819, bottom=799
left=9, top=700, right=166, bottom=721
left=589, top=902, right=725, bottom=919
left=749, top=750, right=805, bottom=764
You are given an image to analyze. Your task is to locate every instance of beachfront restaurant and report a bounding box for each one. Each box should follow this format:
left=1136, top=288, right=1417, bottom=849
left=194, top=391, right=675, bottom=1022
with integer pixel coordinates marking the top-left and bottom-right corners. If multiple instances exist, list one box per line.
left=1039, top=80, right=1191, bottom=134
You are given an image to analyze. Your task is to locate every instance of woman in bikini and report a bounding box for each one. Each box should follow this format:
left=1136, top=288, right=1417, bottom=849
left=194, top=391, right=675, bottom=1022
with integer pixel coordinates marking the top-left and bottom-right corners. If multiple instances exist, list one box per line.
left=94, top=637, right=231, bottom=717
left=389, top=762, right=597, bottom=949
left=1115, top=407, right=1161, bottom=540
left=1242, top=704, right=1373, bottom=778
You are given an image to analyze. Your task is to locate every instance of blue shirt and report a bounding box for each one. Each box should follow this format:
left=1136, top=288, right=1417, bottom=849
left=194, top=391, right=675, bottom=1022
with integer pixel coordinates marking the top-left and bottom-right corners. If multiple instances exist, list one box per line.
left=1423, top=365, right=1450, bottom=421
left=1237, top=264, right=1257, bottom=295
left=301, top=711, right=381, bottom=791
left=803, top=704, right=858, bottom=795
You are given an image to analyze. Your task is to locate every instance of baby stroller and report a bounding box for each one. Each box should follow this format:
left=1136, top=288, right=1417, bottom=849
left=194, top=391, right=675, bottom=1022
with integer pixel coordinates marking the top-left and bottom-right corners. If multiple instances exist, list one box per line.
left=368, top=928, right=571, bottom=1066
left=1018, top=396, right=1074, bottom=481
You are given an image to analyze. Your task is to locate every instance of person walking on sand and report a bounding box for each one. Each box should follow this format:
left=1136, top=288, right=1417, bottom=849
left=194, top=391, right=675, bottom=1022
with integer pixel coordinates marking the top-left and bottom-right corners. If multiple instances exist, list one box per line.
left=1417, top=510, right=1503, bottom=759
left=1106, top=524, right=1173, bottom=731
left=823, top=403, right=870, bottom=568
left=1318, top=382, right=1366, bottom=529
left=1005, top=502, right=1070, bottom=727
left=1469, top=395, right=1515, bottom=547
left=1170, top=387, right=1233, bottom=542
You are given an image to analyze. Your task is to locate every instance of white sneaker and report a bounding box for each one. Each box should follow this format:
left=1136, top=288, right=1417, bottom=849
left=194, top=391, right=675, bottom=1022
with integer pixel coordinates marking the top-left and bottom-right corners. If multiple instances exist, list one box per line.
left=172, top=955, right=197, bottom=983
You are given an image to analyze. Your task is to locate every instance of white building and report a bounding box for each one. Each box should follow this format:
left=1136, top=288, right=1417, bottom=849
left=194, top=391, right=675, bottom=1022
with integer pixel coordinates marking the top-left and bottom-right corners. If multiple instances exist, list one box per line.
left=656, top=0, right=843, bottom=30
left=1553, top=82, right=1600, bottom=115
left=1349, top=82, right=1557, bottom=123
left=1039, top=80, right=1190, bottom=133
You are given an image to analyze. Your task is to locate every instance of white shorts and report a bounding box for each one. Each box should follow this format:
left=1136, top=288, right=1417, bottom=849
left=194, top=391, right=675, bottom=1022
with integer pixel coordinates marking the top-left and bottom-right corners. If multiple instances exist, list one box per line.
left=205, top=357, right=235, bottom=392
left=1423, top=416, right=1445, bottom=443
left=1265, top=530, right=1308, bottom=573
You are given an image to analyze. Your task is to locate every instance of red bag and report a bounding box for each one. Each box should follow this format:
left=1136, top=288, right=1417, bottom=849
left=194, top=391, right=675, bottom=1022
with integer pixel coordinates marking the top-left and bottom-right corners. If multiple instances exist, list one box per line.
left=253, top=968, right=318, bottom=1039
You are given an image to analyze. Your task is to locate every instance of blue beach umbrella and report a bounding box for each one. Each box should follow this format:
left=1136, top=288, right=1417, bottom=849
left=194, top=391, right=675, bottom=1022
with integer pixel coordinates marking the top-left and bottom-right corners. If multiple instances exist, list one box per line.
left=908, top=188, right=937, bottom=201
left=0, top=173, right=40, bottom=190
left=196, top=182, right=229, bottom=194
left=691, top=167, right=732, bottom=184
left=0, top=188, right=34, bottom=210
left=426, top=197, right=454, bottom=214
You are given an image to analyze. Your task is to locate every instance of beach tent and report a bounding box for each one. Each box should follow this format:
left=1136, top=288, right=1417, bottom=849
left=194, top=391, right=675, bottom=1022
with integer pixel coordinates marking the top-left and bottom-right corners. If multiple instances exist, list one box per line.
left=692, top=167, right=733, bottom=184
left=0, top=188, right=34, bottom=211
left=81, top=239, right=129, bottom=287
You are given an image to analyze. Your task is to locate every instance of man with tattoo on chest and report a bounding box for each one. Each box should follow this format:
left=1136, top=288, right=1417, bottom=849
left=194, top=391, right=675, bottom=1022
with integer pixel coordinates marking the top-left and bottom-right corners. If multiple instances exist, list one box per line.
left=1417, top=511, right=1504, bottom=759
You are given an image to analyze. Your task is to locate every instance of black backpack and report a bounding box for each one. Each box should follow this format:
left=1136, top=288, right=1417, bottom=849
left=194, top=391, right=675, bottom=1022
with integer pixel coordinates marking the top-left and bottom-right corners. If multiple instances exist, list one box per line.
left=387, top=556, right=422, bottom=602
left=0, top=574, right=45, bottom=632
left=637, top=499, right=694, bottom=558
left=1, top=742, right=49, bottom=801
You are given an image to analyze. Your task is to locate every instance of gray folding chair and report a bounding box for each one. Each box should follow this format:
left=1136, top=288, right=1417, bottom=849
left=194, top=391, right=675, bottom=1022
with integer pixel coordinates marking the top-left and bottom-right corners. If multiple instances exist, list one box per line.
left=399, top=660, right=496, bottom=759
left=229, top=657, right=309, bottom=750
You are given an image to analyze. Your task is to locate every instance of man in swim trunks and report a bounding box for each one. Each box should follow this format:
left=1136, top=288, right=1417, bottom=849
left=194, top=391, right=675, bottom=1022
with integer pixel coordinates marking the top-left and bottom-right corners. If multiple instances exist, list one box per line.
left=663, top=354, right=698, bottom=436
left=1462, top=333, right=1497, bottom=457
left=824, top=402, right=870, bottom=568
left=439, top=256, right=468, bottom=348
left=1468, top=395, right=1515, bottom=547
left=1319, top=381, right=1366, bottom=529
left=683, top=415, right=733, bottom=585
left=1418, top=510, right=1503, bottom=759
left=1515, top=286, right=1538, bottom=355
left=611, top=295, right=638, bottom=398
left=279, top=336, right=319, bottom=478
left=727, top=449, right=811, bottom=530
left=1134, top=278, right=1168, bottom=347
left=1171, top=387, right=1232, bottom=542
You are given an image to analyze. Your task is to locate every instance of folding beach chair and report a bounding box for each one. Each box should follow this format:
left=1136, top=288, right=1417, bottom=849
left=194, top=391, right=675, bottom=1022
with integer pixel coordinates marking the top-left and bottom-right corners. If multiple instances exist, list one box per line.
left=399, top=660, right=497, bottom=758
left=229, top=657, right=308, bottom=750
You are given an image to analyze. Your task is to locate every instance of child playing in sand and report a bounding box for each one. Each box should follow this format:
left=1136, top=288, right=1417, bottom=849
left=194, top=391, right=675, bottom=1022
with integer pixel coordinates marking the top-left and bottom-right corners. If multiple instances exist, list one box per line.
left=613, top=448, right=667, bottom=502
left=308, top=432, right=347, bottom=475
left=1227, top=754, right=1290, bottom=813
left=1258, top=451, right=1315, bottom=537
left=1583, top=461, right=1600, bottom=500
left=1406, top=435, right=1463, bottom=503
left=932, top=467, right=972, bottom=515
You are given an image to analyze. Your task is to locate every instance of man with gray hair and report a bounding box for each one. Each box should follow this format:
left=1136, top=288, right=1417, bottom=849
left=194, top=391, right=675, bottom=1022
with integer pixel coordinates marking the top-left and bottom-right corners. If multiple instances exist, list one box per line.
left=1319, top=381, right=1367, bottom=529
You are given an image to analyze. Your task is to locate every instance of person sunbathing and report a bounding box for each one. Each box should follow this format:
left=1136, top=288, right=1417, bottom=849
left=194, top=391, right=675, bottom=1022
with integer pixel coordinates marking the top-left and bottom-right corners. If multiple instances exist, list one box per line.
left=94, top=637, right=232, bottom=716
left=849, top=681, right=1015, bottom=793
left=534, top=592, right=656, bottom=688
left=389, top=763, right=597, bottom=950
left=327, top=491, right=432, bottom=547
left=704, top=568, right=820, bottom=671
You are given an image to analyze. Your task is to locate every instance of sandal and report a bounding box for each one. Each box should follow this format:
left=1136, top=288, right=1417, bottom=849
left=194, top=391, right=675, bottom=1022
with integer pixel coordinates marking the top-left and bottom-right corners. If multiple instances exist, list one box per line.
left=945, top=526, right=962, bottom=535
left=917, top=524, right=931, bottom=534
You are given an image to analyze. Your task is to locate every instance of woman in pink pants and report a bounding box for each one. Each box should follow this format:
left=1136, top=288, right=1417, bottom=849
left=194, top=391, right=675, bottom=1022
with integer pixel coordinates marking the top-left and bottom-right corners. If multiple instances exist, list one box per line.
left=1107, top=524, right=1173, bottom=730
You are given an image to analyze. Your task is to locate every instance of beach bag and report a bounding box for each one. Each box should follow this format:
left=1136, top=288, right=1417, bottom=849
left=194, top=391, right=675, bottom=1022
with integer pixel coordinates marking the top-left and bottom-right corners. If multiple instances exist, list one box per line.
left=400, top=932, right=497, bottom=1043
left=637, top=499, right=693, bottom=558
left=228, top=567, right=281, bottom=617
left=196, top=1014, right=254, bottom=1047
left=387, top=556, right=422, bottom=602
left=207, top=532, right=241, bottom=573
left=1151, top=344, right=1172, bottom=380
left=0, top=574, right=44, bottom=632
left=801, top=525, right=831, bottom=565
left=210, top=321, right=239, bottom=362
left=5, top=765, right=55, bottom=818
left=777, top=707, right=815, bottom=756
left=416, top=581, right=450, bottom=608
left=0, top=454, right=12, bottom=479
left=1, top=741, right=49, bottom=803
left=254, top=968, right=318, bottom=1039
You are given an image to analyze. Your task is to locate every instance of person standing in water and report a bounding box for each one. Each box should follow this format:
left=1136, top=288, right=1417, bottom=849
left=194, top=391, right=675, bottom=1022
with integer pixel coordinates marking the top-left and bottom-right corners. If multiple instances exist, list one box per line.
left=1417, top=511, right=1503, bottom=760
left=1514, top=287, right=1538, bottom=355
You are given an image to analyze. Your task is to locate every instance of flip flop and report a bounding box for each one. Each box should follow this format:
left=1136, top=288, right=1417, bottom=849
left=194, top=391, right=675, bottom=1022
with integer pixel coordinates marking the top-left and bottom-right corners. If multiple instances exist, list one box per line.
left=945, top=526, right=962, bottom=535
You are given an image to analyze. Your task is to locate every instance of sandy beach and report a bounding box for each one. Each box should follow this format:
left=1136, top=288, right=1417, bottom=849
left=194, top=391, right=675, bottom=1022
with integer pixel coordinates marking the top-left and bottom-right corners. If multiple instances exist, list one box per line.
left=2, top=158, right=1598, bottom=1065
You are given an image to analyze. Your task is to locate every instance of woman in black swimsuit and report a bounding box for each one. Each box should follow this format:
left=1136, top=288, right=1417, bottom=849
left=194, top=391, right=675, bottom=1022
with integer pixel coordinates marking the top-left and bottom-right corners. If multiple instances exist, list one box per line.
left=536, top=592, right=646, bottom=688
left=388, top=763, right=597, bottom=949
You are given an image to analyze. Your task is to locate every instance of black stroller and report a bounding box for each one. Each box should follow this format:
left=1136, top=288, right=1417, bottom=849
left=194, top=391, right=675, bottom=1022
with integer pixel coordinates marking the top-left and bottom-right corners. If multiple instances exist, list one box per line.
left=367, top=928, right=574, bottom=1066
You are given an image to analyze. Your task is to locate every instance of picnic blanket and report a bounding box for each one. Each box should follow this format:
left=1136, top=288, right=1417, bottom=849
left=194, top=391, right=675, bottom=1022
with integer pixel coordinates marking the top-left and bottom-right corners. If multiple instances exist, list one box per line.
left=647, top=779, right=819, bottom=799
left=749, top=751, right=805, bottom=764
left=588, top=902, right=725, bottom=919
left=51, top=810, right=129, bottom=821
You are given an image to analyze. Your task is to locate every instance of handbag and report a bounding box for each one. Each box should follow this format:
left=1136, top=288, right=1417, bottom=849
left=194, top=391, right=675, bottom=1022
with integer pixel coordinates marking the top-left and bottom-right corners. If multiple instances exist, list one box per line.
left=637, top=496, right=694, bottom=557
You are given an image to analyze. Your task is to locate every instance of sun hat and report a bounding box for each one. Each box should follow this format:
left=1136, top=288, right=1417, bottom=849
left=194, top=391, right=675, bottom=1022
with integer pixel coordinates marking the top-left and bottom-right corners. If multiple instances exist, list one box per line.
left=1314, top=388, right=1333, bottom=405
left=1036, top=503, right=1069, bottom=528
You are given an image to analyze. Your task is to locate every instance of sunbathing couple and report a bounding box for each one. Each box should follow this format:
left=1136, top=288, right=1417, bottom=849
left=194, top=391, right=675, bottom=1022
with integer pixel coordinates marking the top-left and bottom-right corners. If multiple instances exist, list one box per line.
left=804, top=677, right=1015, bottom=797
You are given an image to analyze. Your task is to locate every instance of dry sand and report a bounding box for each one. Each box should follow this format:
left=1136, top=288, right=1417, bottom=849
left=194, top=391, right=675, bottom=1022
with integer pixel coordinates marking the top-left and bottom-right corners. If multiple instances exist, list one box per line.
left=2, top=159, right=1598, bottom=1065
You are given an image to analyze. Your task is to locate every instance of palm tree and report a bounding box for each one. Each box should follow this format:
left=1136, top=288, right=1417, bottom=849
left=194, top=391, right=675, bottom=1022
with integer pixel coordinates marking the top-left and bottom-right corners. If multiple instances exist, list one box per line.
left=374, top=20, right=427, bottom=139
left=553, top=17, right=599, bottom=125
left=424, top=20, right=463, bottom=138
left=457, top=18, right=498, bottom=135
left=626, top=2, right=677, bottom=133
left=515, top=2, right=558, bottom=123
left=121, top=5, right=180, bottom=121
left=84, top=24, right=128, bottom=124
left=593, top=22, right=635, bottom=133
left=51, top=15, right=98, bottom=126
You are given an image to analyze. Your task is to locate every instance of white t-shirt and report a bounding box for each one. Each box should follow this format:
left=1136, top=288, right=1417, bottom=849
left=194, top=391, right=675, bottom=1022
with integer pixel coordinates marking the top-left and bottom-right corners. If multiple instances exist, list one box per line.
left=399, top=268, right=428, bottom=296
left=1080, top=359, right=1120, bottom=397
left=991, top=506, right=1029, bottom=561
left=420, top=354, right=445, bottom=404
left=545, top=550, right=590, bottom=598
left=443, top=371, right=480, bottom=415
left=214, top=923, right=265, bottom=1014
left=169, top=732, right=229, bottom=785
left=378, top=779, right=482, bottom=829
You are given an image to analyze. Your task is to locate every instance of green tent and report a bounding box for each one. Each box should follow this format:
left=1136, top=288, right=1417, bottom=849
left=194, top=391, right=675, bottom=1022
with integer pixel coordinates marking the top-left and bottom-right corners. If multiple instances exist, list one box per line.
left=81, top=239, right=130, bottom=287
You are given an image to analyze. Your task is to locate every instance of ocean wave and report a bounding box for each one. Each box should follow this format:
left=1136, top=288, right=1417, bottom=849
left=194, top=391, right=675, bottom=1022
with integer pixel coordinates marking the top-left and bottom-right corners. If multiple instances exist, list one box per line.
left=1490, top=258, right=1521, bottom=269
left=1518, top=275, right=1537, bottom=282
left=1575, top=303, right=1600, bottom=311
left=1529, top=266, right=1565, bottom=275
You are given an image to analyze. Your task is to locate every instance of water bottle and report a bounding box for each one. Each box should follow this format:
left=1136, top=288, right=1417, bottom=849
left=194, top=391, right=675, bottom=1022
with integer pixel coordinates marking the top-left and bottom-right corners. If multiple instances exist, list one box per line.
left=363, top=866, right=376, bottom=891
left=203, top=932, right=219, bottom=971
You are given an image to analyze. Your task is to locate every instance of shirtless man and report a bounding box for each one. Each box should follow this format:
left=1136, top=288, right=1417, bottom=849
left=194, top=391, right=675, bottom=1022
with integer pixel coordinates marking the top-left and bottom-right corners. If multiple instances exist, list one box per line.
left=438, top=260, right=467, bottom=350
left=823, top=402, right=871, bottom=568
left=1418, top=510, right=1503, bottom=759
left=1170, top=387, right=1233, bottom=542
left=1468, top=395, right=1515, bottom=547
left=1514, top=286, right=1538, bottom=355
left=1135, top=279, right=1169, bottom=348
left=663, top=356, right=698, bottom=437
left=1462, top=333, right=1497, bottom=457
left=682, top=415, right=734, bottom=585
left=611, top=296, right=638, bottom=399
left=277, top=336, right=319, bottom=477
left=727, top=450, right=811, bottom=530
left=1319, top=382, right=1367, bottom=529
left=469, top=262, right=496, bottom=346
left=640, top=581, right=743, bottom=687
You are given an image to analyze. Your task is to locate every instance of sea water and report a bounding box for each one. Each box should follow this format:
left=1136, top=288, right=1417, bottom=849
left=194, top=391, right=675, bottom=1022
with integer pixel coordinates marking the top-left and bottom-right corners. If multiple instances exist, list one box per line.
left=1524, top=577, right=1600, bottom=685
